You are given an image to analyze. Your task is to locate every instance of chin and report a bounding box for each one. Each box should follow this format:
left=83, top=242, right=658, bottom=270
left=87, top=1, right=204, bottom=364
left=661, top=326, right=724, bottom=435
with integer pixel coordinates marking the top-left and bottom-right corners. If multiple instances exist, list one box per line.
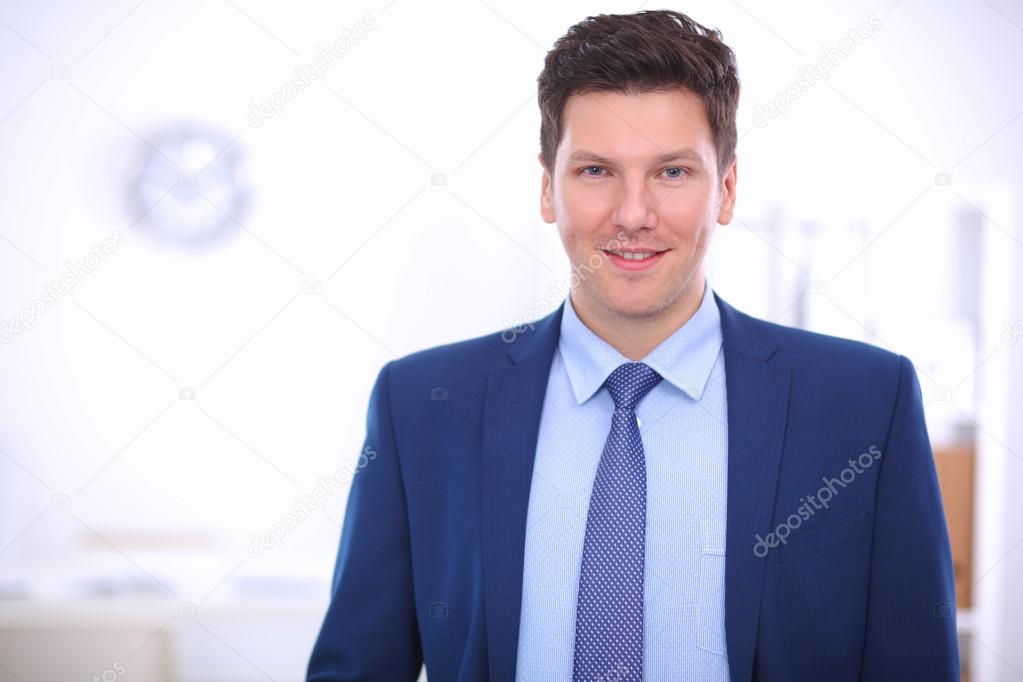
left=596, top=288, right=666, bottom=318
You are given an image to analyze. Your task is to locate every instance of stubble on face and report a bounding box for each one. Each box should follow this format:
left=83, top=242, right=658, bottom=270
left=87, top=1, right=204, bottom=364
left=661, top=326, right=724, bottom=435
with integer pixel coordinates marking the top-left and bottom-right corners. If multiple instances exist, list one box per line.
left=540, top=88, right=734, bottom=350
left=578, top=218, right=715, bottom=324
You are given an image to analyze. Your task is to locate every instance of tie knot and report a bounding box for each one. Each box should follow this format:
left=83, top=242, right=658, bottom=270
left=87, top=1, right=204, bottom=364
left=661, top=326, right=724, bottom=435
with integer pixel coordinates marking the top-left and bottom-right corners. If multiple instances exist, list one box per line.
left=604, top=362, right=662, bottom=412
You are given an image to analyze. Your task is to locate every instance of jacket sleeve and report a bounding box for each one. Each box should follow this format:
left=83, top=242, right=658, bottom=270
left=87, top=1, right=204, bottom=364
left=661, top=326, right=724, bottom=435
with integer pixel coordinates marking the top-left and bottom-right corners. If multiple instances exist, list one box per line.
left=307, top=360, right=423, bottom=681
left=860, top=355, right=959, bottom=680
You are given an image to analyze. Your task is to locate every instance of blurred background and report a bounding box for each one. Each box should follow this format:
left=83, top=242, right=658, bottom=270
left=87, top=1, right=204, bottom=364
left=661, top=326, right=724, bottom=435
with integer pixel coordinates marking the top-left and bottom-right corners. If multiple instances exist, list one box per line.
left=0, top=0, right=1021, bottom=680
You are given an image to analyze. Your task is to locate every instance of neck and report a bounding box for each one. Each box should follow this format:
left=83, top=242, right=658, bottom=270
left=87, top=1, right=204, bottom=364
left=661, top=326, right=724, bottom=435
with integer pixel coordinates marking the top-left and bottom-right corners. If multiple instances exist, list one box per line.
left=570, top=279, right=706, bottom=361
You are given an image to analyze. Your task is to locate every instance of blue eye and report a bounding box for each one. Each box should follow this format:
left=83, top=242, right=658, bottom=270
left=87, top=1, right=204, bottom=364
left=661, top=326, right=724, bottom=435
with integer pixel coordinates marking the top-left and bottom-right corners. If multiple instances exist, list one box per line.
left=578, top=166, right=690, bottom=179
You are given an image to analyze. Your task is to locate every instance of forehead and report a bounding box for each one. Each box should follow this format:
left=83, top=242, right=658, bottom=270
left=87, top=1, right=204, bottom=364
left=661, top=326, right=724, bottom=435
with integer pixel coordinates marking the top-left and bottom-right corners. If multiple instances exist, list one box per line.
left=558, top=88, right=714, bottom=164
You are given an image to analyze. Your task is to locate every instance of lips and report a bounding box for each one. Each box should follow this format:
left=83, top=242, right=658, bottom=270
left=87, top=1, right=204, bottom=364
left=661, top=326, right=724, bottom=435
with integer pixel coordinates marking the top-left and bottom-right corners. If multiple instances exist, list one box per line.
left=602, top=248, right=666, bottom=261
left=601, top=248, right=669, bottom=271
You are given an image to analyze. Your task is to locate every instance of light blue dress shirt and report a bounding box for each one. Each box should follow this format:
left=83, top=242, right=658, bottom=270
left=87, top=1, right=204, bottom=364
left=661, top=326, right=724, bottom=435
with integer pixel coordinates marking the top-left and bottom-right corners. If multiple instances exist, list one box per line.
left=515, top=278, right=731, bottom=681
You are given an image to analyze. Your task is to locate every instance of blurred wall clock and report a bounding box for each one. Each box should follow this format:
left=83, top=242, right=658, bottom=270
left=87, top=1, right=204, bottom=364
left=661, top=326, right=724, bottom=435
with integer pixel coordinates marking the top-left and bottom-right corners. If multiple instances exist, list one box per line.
left=130, top=124, right=252, bottom=248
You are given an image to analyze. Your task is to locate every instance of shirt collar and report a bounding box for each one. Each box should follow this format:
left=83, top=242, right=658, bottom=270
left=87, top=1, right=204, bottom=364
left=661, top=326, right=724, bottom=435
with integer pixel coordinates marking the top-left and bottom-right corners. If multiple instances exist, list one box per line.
left=557, top=278, right=722, bottom=405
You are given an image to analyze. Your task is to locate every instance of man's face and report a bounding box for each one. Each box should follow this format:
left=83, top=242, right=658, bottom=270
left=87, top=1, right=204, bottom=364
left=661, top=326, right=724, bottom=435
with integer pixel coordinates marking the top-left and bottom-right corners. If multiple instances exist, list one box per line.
left=540, top=88, right=736, bottom=321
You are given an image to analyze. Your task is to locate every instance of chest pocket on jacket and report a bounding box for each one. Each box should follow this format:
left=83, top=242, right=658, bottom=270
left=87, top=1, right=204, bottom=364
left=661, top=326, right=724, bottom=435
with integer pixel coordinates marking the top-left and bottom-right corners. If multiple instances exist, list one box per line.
left=773, top=511, right=872, bottom=565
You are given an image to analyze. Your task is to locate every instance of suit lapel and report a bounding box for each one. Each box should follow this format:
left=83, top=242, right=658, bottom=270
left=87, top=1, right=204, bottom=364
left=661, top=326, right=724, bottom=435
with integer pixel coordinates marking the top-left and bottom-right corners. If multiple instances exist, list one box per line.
left=481, top=303, right=564, bottom=682
left=715, top=292, right=792, bottom=682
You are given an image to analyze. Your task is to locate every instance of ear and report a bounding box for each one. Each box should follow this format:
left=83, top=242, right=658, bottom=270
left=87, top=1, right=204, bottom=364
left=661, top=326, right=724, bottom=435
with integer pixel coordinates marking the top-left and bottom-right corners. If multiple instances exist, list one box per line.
left=715, top=156, right=738, bottom=225
left=539, top=152, right=555, bottom=224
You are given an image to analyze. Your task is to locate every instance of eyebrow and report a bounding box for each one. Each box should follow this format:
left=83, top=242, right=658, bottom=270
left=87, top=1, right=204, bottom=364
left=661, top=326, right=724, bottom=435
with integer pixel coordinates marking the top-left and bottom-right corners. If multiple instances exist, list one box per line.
left=567, top=148, right=705, bottom=166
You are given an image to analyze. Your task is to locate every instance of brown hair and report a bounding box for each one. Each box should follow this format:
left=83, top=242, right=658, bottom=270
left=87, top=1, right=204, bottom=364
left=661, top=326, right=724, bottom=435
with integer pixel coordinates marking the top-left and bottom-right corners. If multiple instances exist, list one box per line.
left=537, top=10, right=740, bottom=181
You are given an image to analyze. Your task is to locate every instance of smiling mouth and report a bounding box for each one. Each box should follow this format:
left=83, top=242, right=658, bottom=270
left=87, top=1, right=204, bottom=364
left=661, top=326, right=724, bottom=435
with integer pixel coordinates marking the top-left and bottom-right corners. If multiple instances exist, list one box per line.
left=600, top=248, right=669, bottom=261
left=599, top=247, right=670, bottom=271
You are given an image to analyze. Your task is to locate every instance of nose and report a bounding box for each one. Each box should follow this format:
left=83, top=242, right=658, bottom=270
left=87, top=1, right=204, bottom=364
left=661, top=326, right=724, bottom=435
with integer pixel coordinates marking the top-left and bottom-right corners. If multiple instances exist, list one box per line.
left=611, top=176, right=657, bottom=235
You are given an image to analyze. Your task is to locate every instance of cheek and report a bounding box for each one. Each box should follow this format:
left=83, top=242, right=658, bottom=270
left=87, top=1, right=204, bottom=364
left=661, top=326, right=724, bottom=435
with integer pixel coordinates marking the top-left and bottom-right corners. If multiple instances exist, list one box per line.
left=558, top=182, right=607, bottom=231
left=662, top=192, right=716, bottom=234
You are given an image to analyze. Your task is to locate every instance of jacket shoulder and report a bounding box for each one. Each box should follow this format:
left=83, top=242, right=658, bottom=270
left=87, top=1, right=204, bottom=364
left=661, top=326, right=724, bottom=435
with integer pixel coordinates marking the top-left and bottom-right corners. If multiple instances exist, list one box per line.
left=737, top=308, right=907, bottom=379
left=376, top=325, right=522, bottom=413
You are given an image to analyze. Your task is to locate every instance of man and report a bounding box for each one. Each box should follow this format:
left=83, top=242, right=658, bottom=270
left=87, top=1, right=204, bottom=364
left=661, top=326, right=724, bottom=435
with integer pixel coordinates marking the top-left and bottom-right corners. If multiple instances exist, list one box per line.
left=307, top=10, right=958, bottom=681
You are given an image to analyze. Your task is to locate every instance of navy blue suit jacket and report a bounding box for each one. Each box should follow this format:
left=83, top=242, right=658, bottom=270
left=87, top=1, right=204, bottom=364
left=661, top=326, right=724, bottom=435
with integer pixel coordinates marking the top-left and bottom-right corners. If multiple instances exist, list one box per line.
left=307, top=292, right=959, bottom=681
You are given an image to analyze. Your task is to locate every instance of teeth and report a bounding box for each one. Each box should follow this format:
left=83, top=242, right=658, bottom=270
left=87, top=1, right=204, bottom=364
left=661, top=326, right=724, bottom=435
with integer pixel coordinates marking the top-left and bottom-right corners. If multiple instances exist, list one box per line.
left=609, top=250, right=657, bottom=260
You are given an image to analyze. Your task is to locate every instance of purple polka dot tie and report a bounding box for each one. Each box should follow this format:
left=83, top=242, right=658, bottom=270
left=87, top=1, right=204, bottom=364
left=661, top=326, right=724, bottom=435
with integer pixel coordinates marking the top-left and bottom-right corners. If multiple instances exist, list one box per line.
left=573, top=362, right=663, bottom=682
